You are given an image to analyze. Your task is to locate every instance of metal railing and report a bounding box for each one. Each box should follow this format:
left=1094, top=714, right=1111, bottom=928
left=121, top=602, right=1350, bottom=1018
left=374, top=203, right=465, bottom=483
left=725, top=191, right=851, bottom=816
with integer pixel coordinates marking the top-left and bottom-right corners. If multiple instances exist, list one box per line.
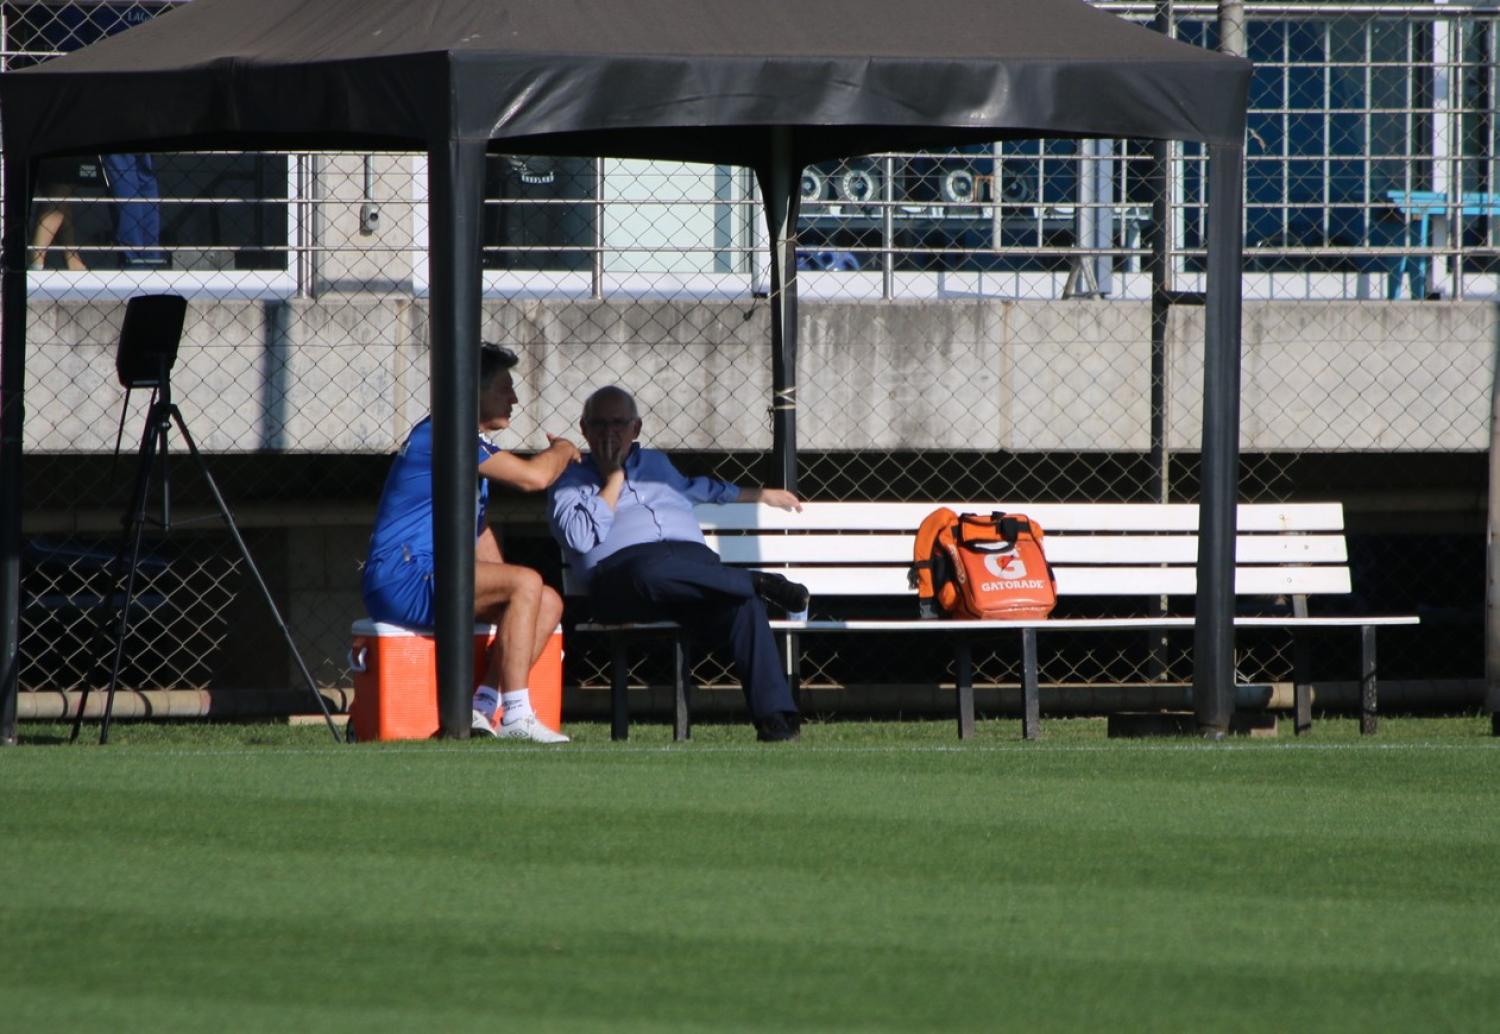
left=8, top=2, right=1499, bottom=302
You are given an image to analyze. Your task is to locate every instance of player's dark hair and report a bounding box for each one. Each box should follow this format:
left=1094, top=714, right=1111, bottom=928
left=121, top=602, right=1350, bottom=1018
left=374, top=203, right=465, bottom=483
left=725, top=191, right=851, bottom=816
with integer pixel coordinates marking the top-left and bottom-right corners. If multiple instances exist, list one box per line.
left=479, top=342, right=519, bottom=388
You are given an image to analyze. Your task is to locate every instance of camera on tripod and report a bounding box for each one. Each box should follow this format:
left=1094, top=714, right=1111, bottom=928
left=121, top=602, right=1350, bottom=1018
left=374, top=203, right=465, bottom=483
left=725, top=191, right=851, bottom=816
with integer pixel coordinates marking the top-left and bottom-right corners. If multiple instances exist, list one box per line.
left=115, top=293, right=187, bottom=390
left=75, top=294, right=341, bottom=745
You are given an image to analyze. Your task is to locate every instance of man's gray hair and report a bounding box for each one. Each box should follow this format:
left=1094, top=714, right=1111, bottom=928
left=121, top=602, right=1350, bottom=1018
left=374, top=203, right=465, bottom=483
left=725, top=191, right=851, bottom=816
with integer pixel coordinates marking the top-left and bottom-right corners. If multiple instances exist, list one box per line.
left=582, top=385, right=639, bottom=421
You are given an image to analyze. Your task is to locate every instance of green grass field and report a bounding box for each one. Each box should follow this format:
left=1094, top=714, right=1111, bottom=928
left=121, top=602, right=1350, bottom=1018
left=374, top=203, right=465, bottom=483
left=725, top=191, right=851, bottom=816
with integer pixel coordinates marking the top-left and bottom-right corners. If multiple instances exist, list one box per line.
left=4, top=716, right=1498, bottom=1032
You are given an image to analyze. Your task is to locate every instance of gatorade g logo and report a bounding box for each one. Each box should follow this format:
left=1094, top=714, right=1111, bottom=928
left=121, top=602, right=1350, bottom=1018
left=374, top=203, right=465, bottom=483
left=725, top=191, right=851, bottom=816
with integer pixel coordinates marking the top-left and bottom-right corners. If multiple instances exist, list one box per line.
left=983, top=551, right=1027, bottom=580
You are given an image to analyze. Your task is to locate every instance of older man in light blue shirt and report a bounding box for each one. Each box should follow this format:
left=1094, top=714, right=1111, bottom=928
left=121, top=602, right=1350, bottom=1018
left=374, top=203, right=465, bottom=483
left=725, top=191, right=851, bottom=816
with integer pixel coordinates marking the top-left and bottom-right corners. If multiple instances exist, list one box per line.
left=548, top=385, right=808, bottom=742
left=550, top=444, right=740, bottom=587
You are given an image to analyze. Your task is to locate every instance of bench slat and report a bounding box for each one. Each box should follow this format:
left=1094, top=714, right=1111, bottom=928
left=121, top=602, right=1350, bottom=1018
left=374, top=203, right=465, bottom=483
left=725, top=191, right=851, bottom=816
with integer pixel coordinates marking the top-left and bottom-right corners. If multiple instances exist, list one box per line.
left=696, top=501, right=1346, bottom=533
left=748, top=565, right=1353, bottom=597
left=578, top=614, right=1419, bottom=633
left=751, top=615, right=1419, bottom=631
left=705, top=533, right=1348, bottom=565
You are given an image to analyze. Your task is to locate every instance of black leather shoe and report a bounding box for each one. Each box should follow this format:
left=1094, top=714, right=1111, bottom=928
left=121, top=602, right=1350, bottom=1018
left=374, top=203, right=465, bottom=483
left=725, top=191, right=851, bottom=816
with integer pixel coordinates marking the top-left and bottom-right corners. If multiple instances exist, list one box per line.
left=751, top=571, right=811, bottom=614
left=755, top=711, right=802, bottom=743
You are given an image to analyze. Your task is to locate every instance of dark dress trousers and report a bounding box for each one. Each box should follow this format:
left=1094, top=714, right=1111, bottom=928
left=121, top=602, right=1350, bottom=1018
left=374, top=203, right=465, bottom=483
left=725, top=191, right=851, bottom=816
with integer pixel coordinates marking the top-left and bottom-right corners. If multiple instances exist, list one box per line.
left=589, top=540, right=796, bottom=720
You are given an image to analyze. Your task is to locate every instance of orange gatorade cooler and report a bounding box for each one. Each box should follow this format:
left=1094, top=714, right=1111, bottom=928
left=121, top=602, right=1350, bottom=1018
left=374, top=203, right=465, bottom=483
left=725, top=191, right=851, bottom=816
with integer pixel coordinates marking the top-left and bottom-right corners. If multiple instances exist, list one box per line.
left=348, top=619, right=563, bottom=742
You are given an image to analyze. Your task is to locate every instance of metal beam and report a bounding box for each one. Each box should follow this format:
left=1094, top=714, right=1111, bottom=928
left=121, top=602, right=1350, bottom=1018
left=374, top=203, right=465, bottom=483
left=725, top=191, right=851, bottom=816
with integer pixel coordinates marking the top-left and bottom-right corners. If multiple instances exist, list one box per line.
left=1487, top=330, right=1500, bottom=732
left=1192, top=142, right=1247, bottom=736
left=757, top=130, right=802, bottom=493
left=427, top=136, right=487, bottom=738
left=1, top=154, right=33, bottom=747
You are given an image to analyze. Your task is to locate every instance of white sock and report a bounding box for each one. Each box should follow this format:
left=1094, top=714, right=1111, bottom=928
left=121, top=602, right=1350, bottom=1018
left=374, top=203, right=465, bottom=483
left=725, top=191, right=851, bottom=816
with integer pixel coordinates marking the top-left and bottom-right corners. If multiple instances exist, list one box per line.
left=500, top=688, right=534, bottom=725
left=472, top=685, right=501, bottom=721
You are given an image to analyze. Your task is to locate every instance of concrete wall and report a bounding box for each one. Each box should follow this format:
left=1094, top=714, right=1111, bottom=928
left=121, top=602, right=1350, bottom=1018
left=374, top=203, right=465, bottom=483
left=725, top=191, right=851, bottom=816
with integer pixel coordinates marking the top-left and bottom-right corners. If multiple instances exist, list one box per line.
left=22, top=297, right=1498, bottom=455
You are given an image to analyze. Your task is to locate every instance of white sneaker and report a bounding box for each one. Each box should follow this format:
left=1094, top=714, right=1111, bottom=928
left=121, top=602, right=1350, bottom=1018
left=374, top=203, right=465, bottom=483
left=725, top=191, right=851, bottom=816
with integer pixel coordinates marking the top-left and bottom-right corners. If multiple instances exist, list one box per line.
left=498, top=713, right=570, bottom=744
left=471, top=709, right=498, bottom=737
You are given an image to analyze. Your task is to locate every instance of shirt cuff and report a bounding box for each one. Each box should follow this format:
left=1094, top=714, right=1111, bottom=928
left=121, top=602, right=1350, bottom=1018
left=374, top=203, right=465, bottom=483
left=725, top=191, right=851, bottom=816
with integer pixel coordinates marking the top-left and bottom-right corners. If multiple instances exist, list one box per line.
left=566, top=489, right=615, bottom=550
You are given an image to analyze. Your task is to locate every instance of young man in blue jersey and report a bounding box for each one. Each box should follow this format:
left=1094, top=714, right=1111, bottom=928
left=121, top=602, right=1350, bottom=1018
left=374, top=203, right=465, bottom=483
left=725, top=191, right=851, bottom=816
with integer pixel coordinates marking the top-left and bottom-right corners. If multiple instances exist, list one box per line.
left=363, top=344, right=581, bottom=743
left=547, top=385, right=809, bottom=742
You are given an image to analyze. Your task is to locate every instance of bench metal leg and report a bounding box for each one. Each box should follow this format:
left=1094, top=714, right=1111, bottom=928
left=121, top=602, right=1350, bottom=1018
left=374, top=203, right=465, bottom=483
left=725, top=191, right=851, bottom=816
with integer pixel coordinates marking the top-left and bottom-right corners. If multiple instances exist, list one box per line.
left=1294, top=679, right=1313, bottom=736
left=1360, top=625, right=1378, bottom=736
left=785, top=631, right=802, bottom=712
left=1292, top=596, right=1313, bottom=735
left=673, top=633, right=692, bottom=742
left=609, top=633, right=629, bottom=741
left=1146, top=594, right=1169, bottom=681
left=954, top=640, right=974, bottom=740
left=1022, top=627, right=1040, bottom=741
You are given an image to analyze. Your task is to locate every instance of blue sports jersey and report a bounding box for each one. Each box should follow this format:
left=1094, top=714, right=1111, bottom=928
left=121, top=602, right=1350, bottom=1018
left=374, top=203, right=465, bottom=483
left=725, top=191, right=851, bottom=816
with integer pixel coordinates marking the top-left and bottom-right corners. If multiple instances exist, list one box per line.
left=366, top=416, right=502, bottom=564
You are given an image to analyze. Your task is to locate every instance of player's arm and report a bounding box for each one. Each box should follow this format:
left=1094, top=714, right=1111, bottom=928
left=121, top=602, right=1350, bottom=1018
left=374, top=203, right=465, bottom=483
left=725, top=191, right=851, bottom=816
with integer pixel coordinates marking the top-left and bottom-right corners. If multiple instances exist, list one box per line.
left=479, top=436, right=581, bottom=493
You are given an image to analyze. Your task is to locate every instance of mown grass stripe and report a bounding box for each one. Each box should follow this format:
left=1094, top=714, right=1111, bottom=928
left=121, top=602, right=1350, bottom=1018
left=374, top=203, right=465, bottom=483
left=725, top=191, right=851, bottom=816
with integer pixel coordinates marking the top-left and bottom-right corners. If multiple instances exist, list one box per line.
left=4, top=716, right=1497, bottom=1031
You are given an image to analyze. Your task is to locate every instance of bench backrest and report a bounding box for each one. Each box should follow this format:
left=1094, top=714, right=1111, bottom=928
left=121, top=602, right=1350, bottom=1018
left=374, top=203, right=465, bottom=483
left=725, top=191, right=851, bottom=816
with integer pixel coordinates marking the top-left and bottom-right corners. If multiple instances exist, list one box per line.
left=684, top=501, right=1352, bottom=600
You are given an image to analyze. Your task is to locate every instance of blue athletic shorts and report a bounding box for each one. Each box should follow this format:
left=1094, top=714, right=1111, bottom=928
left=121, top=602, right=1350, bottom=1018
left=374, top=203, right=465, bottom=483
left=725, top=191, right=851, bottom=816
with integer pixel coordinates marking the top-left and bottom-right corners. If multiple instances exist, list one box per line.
left=362, top=548, right=435, bottom=629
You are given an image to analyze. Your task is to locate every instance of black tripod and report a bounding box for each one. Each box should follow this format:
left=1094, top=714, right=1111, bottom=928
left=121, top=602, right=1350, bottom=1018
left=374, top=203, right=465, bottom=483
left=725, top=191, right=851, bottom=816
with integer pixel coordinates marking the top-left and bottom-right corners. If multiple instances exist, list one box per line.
left=71, top=295, right=342, bottom=744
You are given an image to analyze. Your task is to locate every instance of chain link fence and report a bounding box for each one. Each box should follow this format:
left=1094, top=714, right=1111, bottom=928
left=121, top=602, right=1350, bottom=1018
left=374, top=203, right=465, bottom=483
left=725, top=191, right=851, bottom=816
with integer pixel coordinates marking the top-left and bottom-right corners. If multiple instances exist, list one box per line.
left=5, top=1, right=1496, bottom=719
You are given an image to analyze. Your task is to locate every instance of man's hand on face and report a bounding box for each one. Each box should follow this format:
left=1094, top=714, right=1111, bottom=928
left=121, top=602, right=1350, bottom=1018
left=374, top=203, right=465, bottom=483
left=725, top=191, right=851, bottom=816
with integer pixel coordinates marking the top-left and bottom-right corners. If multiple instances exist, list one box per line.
left=593, top=436, right=631, bottom=477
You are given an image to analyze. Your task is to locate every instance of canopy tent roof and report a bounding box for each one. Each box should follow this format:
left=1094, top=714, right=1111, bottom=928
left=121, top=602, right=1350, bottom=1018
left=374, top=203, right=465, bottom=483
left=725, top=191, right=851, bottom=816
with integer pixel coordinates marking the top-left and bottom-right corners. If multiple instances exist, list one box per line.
left=1, top=0, right=1248, bottom=164
left=1, top=0, right=1251, bottom=742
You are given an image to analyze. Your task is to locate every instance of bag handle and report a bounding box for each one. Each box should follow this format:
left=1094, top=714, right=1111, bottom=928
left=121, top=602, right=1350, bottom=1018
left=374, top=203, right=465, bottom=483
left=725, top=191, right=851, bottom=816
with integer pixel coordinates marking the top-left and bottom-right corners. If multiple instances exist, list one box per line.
left=955, top=511, right=1024, bottom=550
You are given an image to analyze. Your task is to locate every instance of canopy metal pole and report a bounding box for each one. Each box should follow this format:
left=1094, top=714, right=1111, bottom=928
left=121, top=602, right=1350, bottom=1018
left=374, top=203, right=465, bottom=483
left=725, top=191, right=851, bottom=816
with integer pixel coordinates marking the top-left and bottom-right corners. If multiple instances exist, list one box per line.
left=1487, top=332, right=1500, bottom=735
left=1192, top=141, right=1245, bottom=736
left=1, top=154, right=32, bottom=747
left=427, top=136, right=487, bottom=738
left=1149, top=0, right=1176, bottom=509
left=757, top=129, right=801, bottom=492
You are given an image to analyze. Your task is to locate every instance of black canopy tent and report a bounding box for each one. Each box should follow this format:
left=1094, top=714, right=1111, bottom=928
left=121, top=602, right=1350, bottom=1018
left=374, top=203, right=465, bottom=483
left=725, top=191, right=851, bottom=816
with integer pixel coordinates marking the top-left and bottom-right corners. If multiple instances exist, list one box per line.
left=0, top=0, right=1250, bottom=743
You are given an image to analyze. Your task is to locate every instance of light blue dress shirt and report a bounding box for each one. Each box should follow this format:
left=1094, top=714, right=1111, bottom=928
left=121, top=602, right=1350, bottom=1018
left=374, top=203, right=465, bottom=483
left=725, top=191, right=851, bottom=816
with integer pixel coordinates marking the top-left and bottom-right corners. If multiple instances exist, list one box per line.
left=548, top=444, right=739, bottom=587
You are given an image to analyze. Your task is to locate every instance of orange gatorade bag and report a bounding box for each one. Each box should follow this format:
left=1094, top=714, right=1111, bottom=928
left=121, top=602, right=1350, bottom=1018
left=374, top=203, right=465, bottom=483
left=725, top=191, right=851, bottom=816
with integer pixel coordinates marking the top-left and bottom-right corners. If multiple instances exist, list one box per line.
left=909, top=509, right=1057, bottom=620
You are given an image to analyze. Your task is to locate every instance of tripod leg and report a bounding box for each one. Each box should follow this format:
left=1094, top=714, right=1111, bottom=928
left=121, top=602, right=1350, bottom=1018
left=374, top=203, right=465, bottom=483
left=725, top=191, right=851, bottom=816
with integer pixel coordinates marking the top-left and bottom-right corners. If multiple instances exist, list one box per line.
left=74, top=405, right=163, bottom=744
left=170, top=408, right=343, bottom=742
left=99, top=503, right=155, bottom=746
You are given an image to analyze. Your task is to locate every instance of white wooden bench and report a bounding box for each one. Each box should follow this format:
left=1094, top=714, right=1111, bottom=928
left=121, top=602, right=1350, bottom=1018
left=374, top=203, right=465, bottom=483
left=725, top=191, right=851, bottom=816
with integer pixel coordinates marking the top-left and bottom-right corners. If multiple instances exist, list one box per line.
left=569, top=501, right=1419, bottom=740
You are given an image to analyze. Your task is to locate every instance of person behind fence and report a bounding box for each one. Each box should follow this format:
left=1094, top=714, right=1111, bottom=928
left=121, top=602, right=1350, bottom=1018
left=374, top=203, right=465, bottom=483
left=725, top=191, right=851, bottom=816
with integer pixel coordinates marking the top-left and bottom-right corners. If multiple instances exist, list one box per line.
left=547, top=385, right=810, bottom=742
left=363, top=343, right=581, bottom=743
left=28, top=156, right=105, bottom=271
left=103, top=154, right=166, bottom=269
